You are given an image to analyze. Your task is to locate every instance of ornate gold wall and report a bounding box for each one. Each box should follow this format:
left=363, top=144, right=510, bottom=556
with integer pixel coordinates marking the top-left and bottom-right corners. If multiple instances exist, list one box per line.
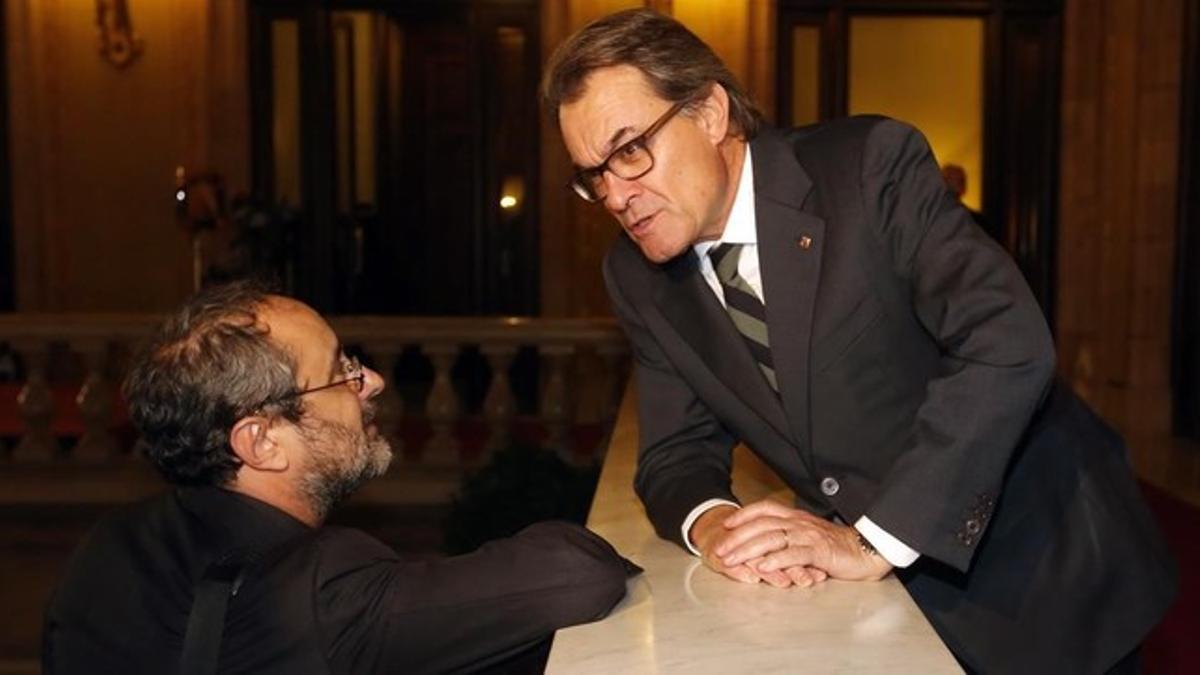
left=1057, top=0, right=1184, bottom=440
left=3, top=0, right=1189, bottom=437
left=6, top=0, right=250, bottom=311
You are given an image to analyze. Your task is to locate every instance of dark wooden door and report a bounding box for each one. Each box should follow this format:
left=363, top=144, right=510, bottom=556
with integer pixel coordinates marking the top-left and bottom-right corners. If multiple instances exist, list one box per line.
left=372, top=20, right=477, bottom=314
left=1174, top=0, right=1200, bottom=438
left=0, top=1, right=13, bottom=312
left=776, top=0, right=1063, bottom=324
left=250, top=1, right=540, bottom=316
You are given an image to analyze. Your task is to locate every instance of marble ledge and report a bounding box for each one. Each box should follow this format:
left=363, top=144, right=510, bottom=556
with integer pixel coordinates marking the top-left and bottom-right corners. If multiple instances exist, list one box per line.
left=546, top=384, right=961, bottom=674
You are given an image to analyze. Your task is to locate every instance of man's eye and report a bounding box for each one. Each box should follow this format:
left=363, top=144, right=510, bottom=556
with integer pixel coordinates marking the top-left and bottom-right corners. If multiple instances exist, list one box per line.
left=617, top=141, right=643, bottom=158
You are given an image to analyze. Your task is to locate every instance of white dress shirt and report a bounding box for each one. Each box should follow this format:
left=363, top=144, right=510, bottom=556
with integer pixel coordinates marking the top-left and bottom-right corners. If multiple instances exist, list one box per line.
left=680, top=147, right=919, bottom=569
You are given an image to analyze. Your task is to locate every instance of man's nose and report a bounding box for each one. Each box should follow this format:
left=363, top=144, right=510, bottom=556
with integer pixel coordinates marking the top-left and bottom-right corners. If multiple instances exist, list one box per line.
left=601, top=172, right=639, bottom=213
left=361, top=366, right=385, bottom=400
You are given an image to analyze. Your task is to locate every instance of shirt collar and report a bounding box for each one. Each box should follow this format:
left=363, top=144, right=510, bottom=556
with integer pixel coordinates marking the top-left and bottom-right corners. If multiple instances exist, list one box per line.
left=177, top=485, right=313, bottom=551
left=693, top=144, right=757, bottom=261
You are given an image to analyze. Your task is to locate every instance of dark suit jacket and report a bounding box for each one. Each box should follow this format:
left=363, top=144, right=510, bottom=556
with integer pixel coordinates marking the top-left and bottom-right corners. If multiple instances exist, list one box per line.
left=603, top=116, right=1177, bottom=673
left=43, top=486, right=630, bottom=674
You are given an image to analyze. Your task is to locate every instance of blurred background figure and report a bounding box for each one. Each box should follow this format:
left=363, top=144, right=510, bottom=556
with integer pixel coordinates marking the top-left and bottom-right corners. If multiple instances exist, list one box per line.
left=941, top=163, right=1001, bottom=244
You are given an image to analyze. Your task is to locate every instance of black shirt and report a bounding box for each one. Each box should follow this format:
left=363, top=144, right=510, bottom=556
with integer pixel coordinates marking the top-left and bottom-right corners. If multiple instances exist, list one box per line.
left=43, top=487, right=631, bottom=674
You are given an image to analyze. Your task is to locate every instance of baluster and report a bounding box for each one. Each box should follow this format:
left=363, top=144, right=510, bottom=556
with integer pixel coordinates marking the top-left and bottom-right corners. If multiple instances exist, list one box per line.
left=13, top=339, right=56, bottom=461
left=422, top=342, right=461, bottom=466
left=539, top=344, right=576, bottom=463
left=594, top=341, right=630, bottom=459
left=115, top=336, right=144, bottom=460
left=365, top=344, right=405, bottom=468
left=597, top=343, right=629, bottom=420
left=480, top=343, right=518, bottom=464
left=73, top=339, right=120, bottom=461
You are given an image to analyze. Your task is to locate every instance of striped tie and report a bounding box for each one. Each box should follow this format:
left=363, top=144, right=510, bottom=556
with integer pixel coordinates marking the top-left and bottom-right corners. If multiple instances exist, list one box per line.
left=710, top=243, right=778, bottom=392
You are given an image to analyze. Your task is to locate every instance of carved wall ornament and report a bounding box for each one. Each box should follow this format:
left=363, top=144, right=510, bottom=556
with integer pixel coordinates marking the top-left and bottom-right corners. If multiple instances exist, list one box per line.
left=96, top=0, right=144, bottom=69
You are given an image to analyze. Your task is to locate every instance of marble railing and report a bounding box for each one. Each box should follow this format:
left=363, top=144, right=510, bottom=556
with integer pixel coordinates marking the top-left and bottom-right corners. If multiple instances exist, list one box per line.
left=0, top=313, right=628, bottom=505
left=545, top=384, right=961, bottom=673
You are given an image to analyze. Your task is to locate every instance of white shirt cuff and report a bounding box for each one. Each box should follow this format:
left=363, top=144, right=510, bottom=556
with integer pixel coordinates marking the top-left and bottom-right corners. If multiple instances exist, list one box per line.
left=681, top=499, right=741, bottom=556
left=854, top=516, right=920, bottom=568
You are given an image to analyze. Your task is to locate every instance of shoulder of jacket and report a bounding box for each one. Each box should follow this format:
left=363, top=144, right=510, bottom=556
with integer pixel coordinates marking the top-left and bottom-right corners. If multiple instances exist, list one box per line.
left=313, top=526, right=396, bottom=561
left=771, top=115, right=909, bottom=158
left=603, top=233, right=655, bottom=286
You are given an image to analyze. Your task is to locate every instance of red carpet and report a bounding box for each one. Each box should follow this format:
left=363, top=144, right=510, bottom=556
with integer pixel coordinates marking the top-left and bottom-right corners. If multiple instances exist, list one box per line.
left=1140, top=481, right=1200, bottom=674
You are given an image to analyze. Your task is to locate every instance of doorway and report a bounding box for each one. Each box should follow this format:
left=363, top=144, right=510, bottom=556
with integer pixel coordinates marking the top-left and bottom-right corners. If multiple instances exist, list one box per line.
left=249, top=1, right=541, bottom=315
left=777, top=0, right=1062, bottom=323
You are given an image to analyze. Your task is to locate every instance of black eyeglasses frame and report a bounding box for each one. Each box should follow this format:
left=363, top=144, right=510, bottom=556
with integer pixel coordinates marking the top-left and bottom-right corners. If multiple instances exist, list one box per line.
left=568, top=100, right=689, bottom=203
left=254, top=354, right=365, bottom=412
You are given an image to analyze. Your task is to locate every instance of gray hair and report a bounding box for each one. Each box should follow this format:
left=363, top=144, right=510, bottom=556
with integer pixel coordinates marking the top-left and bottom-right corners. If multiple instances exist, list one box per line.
left=541, top=8, right=765, bottom=139
left=124, top=281, right=303, bottom=486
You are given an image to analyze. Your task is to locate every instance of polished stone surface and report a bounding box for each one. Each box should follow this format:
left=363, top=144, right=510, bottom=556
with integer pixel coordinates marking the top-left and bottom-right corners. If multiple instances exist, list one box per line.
left=546, top=386, right=962, bottom=674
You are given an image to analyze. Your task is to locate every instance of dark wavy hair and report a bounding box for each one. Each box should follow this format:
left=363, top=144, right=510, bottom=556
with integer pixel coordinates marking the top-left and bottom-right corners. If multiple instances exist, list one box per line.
left=541, top=8, right=764, bottom=139
left=124, top=281, right=304, bottom=486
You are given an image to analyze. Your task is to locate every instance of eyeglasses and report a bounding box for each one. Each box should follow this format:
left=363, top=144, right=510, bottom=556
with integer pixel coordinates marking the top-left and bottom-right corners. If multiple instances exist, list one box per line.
left=568, top=100, right=688, bottom=203
left=261, top=354, right=365, bottom=410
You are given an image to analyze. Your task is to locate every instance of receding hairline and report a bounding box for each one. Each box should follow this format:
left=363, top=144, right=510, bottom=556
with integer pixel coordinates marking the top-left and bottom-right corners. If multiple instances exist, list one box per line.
left=255, top=295, right=340, bottom=385
left=556, top=64, right=687, bottom=160
left=160, top=291, right=306, bottom=380
left=254, top=294, right=324, bottom=337
left=541, top=8, right=763, bottom=140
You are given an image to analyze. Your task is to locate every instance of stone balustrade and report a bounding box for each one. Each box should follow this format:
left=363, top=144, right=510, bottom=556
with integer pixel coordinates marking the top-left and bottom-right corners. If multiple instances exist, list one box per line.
left=0, top=313, right=628, bottom=506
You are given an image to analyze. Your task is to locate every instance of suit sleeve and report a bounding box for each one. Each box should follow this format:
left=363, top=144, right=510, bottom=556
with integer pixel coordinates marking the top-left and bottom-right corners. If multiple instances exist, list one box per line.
left=604, top=253, right=741, bottom=548
left=858, top=118, right=1055, bottom=571
left=315, top=522, right=633, bottom=674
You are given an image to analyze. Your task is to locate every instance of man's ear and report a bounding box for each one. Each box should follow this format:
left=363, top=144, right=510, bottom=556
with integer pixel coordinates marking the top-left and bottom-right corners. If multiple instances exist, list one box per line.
left=695, top=82, right=732, bottom=145
left=229, top=416, right=289, bottom=472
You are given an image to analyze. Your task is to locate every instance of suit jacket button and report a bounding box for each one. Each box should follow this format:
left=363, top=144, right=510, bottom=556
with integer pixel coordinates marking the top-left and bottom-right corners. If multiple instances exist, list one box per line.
left=820, top=477, right=840, bottom=496
left=965, top=518, right=982, bottom=535
left=798, top=235, right=813, bottom=249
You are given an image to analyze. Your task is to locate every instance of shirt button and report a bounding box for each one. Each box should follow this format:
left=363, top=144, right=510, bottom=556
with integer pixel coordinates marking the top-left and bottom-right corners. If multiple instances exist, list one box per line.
left=820, top=477, right=840, bottom=496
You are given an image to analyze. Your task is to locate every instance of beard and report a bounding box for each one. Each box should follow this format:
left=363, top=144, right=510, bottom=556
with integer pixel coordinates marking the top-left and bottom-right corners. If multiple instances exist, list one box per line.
left=296, top=402, right=393, bottom=521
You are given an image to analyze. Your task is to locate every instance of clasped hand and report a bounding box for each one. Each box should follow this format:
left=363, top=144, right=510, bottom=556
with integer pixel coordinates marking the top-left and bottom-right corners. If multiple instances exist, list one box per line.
left=691, top=500, right=893, bottom=588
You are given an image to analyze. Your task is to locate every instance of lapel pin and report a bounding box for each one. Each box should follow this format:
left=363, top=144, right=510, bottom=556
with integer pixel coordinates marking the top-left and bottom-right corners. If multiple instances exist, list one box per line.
left=798, top=235, right=813, bottom=250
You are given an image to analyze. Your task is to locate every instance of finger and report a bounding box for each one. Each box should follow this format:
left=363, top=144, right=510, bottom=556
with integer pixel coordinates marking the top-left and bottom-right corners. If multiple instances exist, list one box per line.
left=755, top=545, right=816, bottom=573
left=714, top=516, right=794, bottom=557
left=721, top=529, right=792, bottom=567
left=808, top=567, right=829, bottom=583
left=720, top=519, right=829, bottom=564
left=784, top=565, right=815, bottom=588
left=723, top=500, right=798, bottom=527
left=758, top=567, right=794, bottom=588
left=743, top=556, right=794, bottom=588
left=702, top=551, right=762, bottom=584
left=722, top=563, right=763, bottom=585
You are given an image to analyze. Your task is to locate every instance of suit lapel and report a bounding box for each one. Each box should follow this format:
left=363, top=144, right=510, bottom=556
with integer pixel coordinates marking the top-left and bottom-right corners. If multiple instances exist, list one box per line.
left=654, top=252, right=792, bottom=439
left=753, top=132, right=825, bottom=452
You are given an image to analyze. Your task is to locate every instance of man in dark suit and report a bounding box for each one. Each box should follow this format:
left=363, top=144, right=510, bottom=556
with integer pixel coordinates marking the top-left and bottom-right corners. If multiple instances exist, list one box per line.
left=543, top=9, right=1176, bottom=674
left=43, top=282, right=633, bottom=674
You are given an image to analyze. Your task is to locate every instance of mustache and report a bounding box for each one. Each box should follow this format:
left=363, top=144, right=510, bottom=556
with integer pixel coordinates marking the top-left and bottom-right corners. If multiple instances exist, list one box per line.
left=361, top=400, right=377, bottom=426
left=623, top=212, right=650, bottom=228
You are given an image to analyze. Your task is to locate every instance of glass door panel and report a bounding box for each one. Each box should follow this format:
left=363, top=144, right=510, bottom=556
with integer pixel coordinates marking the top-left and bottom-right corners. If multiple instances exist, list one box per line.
left=270, top=18, right=302, bottom=207
left=790, top=24, right=821, bottom=127
left=848, top=16, right=985, bottom=210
